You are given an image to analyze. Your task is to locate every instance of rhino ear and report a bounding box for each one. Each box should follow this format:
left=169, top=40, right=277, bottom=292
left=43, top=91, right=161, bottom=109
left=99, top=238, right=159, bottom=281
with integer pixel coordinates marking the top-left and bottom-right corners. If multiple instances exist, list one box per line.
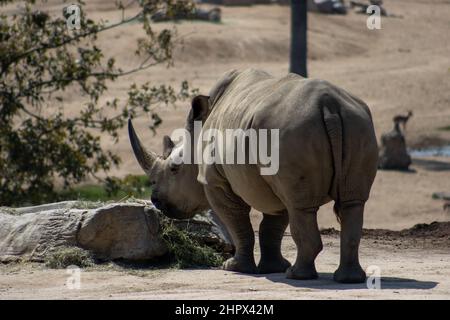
left=162, top=135, right=175, bottom=159
left=191, top=95, right=210, bottom=122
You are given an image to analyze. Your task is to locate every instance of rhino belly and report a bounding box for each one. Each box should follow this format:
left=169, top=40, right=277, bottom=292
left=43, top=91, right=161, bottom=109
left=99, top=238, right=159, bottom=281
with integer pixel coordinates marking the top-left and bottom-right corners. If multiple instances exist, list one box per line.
left=225, top=166, right=286, bottom=214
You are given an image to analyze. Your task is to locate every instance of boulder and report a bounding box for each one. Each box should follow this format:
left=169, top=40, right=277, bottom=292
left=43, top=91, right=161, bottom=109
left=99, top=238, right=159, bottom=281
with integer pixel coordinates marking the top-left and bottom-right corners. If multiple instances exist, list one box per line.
left=378, top=124, right=412, bottom=170
left=151, top=7, right=221, bottom=23
left=0, top=201, right=166, bottom=262
left=309, top=0, right=347, bottom=14
left=77, top=203, right=167, bottom=261
left=0, top=201, right=232, bottom=263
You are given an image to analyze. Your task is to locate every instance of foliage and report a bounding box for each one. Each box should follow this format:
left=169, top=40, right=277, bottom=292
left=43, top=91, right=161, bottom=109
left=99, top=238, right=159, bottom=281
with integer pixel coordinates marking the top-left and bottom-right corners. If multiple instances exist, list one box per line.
left=438, top=125, right=450, bottom=131
left=0, top=0, right=196, bottom=206
left=58, top=174, right=152, bottom=202
left=159, top=216, right=225, bottom=268
left=45, top=246, right=94, bottom=268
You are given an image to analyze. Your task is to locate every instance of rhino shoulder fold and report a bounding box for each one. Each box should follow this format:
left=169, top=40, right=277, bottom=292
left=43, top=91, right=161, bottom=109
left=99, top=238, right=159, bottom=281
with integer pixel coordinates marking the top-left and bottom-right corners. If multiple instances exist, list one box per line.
left=208, top=69, right=240, bottom=107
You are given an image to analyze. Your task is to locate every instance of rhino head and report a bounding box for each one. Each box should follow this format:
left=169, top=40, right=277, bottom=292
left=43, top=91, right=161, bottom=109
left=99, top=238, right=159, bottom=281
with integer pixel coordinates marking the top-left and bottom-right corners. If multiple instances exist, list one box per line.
left=128, top=95, right=211, bottom=220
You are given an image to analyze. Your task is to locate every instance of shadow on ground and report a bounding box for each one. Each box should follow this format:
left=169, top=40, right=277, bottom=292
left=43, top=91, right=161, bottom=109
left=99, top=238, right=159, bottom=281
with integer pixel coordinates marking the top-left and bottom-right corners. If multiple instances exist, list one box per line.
left=412, top=158, right=450, bottom=172
left=250, top=272, right=438, bottom=290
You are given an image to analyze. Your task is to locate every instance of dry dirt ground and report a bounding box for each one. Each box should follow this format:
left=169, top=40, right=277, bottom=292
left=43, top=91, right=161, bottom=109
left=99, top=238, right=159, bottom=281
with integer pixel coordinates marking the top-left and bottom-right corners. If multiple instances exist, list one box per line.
left=1, top=226, right=449, bottom=299
left=1, top=0, right=449, bottom=299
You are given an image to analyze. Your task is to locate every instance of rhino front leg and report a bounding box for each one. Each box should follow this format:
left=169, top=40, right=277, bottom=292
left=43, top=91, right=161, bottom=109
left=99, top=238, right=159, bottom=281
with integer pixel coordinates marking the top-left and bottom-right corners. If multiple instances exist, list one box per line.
left=204, top=186, right=257, bottom=274
left=258, top=212, right=291, bottom=274
left=333, top=201, right=366, bottom=283
left=286, top=207, right=323, bottom=280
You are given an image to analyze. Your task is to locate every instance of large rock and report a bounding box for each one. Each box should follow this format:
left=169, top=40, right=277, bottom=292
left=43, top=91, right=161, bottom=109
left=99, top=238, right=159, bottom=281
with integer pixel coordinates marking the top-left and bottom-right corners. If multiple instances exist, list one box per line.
left=378, top=125, right=412, bottom=170
left=0, top=201, right=232, bottom=263
left=77, top=203, right=167, bottom=261
left=151, top=7, right=221, bottom=23
left=0, top=201, right=167, bottom=262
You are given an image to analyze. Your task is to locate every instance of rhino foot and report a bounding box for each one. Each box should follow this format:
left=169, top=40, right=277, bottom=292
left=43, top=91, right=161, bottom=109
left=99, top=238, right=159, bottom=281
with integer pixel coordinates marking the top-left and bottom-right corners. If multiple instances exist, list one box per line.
left=258, top=257, right=291, bottom=274
left=223, top=256, right=258, bottom=274
left=285, top=264, right=318, bottom=280
left=333, top=265, right=366, bottom=283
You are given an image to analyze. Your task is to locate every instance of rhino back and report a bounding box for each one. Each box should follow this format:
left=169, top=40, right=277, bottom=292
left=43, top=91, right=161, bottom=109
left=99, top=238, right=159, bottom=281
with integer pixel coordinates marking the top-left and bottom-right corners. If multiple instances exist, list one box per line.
left=199, top=70, right=377, bottom=212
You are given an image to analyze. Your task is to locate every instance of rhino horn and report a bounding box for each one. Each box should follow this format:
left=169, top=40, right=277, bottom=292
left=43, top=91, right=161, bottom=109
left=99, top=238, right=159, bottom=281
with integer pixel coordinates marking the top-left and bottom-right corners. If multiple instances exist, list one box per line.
left=128, top=118, right=158, bottom=175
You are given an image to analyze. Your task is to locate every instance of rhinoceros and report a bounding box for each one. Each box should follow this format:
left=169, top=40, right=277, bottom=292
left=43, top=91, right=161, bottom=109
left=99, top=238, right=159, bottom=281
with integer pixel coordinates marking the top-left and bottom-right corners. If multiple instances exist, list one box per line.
left=128, top=69, right=378, bottom=283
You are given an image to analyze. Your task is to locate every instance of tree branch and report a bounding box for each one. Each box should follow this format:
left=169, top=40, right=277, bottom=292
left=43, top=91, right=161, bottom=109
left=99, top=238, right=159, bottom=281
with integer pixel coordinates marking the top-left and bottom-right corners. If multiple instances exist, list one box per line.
left=7, top=11, right=144, bottom=67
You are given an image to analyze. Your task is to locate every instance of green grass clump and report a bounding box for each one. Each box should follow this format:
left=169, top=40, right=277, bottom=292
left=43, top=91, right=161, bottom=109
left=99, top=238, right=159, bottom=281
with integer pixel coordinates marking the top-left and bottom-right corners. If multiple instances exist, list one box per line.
left=45, top=246, right=94, bottom=269
left=59, top=184, right=111, bottom=202
left=7, top=175, right=151, bottom=208
left=438, top=125, right=450, bottom=131
left=57, top=175, right=152, bottom=202
left=160, top=218, right=224, bottom=269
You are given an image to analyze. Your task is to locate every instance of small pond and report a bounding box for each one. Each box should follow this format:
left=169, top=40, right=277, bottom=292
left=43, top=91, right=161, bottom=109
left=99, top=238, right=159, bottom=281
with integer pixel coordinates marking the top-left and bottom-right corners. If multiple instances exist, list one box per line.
left=409, top=146, right=450, bottom=158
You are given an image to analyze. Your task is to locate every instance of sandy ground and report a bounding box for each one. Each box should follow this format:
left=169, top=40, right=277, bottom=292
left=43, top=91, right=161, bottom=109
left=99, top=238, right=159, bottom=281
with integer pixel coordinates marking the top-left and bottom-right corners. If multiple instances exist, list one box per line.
left=1, top=232, right=449, bottom=299
left=1, top=0, right=449, bottom=299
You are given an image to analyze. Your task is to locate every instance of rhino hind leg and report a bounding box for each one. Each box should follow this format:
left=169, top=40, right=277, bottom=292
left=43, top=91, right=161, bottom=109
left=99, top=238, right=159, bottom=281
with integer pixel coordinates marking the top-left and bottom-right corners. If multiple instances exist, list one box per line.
left=204, top=186, right=258, bottom=274
left=286, top=206, right=323, bottom=280
left=258, top=212, right=291, bottom=274
left=333, top=200, right=366, bottom=283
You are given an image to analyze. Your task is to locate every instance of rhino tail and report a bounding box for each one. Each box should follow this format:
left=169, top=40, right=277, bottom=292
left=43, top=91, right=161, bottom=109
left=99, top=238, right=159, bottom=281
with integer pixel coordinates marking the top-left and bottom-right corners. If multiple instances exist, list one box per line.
left=321, top=95, right=344, bottom=224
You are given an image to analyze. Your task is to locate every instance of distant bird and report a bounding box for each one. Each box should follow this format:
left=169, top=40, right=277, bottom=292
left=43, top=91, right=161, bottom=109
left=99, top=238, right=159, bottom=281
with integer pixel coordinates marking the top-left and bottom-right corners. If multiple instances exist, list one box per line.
left=393, top=110, right=413, bottom=132
left=444, top=201, right=450, bottom=213
left=393, top=120, right=401, bottom=134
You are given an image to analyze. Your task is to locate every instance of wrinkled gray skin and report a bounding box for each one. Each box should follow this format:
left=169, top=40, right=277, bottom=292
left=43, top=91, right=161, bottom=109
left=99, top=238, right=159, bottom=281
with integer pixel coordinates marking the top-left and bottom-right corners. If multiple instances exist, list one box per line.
left=129, top=69, right=378, bottom=283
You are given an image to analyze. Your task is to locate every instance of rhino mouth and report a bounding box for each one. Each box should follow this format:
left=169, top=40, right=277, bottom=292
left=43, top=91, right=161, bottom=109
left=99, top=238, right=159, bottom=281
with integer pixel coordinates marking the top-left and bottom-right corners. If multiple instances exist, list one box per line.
left=151, top=197, right=193, bottom=220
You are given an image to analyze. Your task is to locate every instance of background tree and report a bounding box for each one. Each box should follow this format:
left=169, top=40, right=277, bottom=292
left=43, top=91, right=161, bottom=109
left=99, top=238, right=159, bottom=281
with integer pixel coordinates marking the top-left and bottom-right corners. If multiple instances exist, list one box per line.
left=0, top=0, right=196, bottom=206
left=290, top=0, right=308, bottom=77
